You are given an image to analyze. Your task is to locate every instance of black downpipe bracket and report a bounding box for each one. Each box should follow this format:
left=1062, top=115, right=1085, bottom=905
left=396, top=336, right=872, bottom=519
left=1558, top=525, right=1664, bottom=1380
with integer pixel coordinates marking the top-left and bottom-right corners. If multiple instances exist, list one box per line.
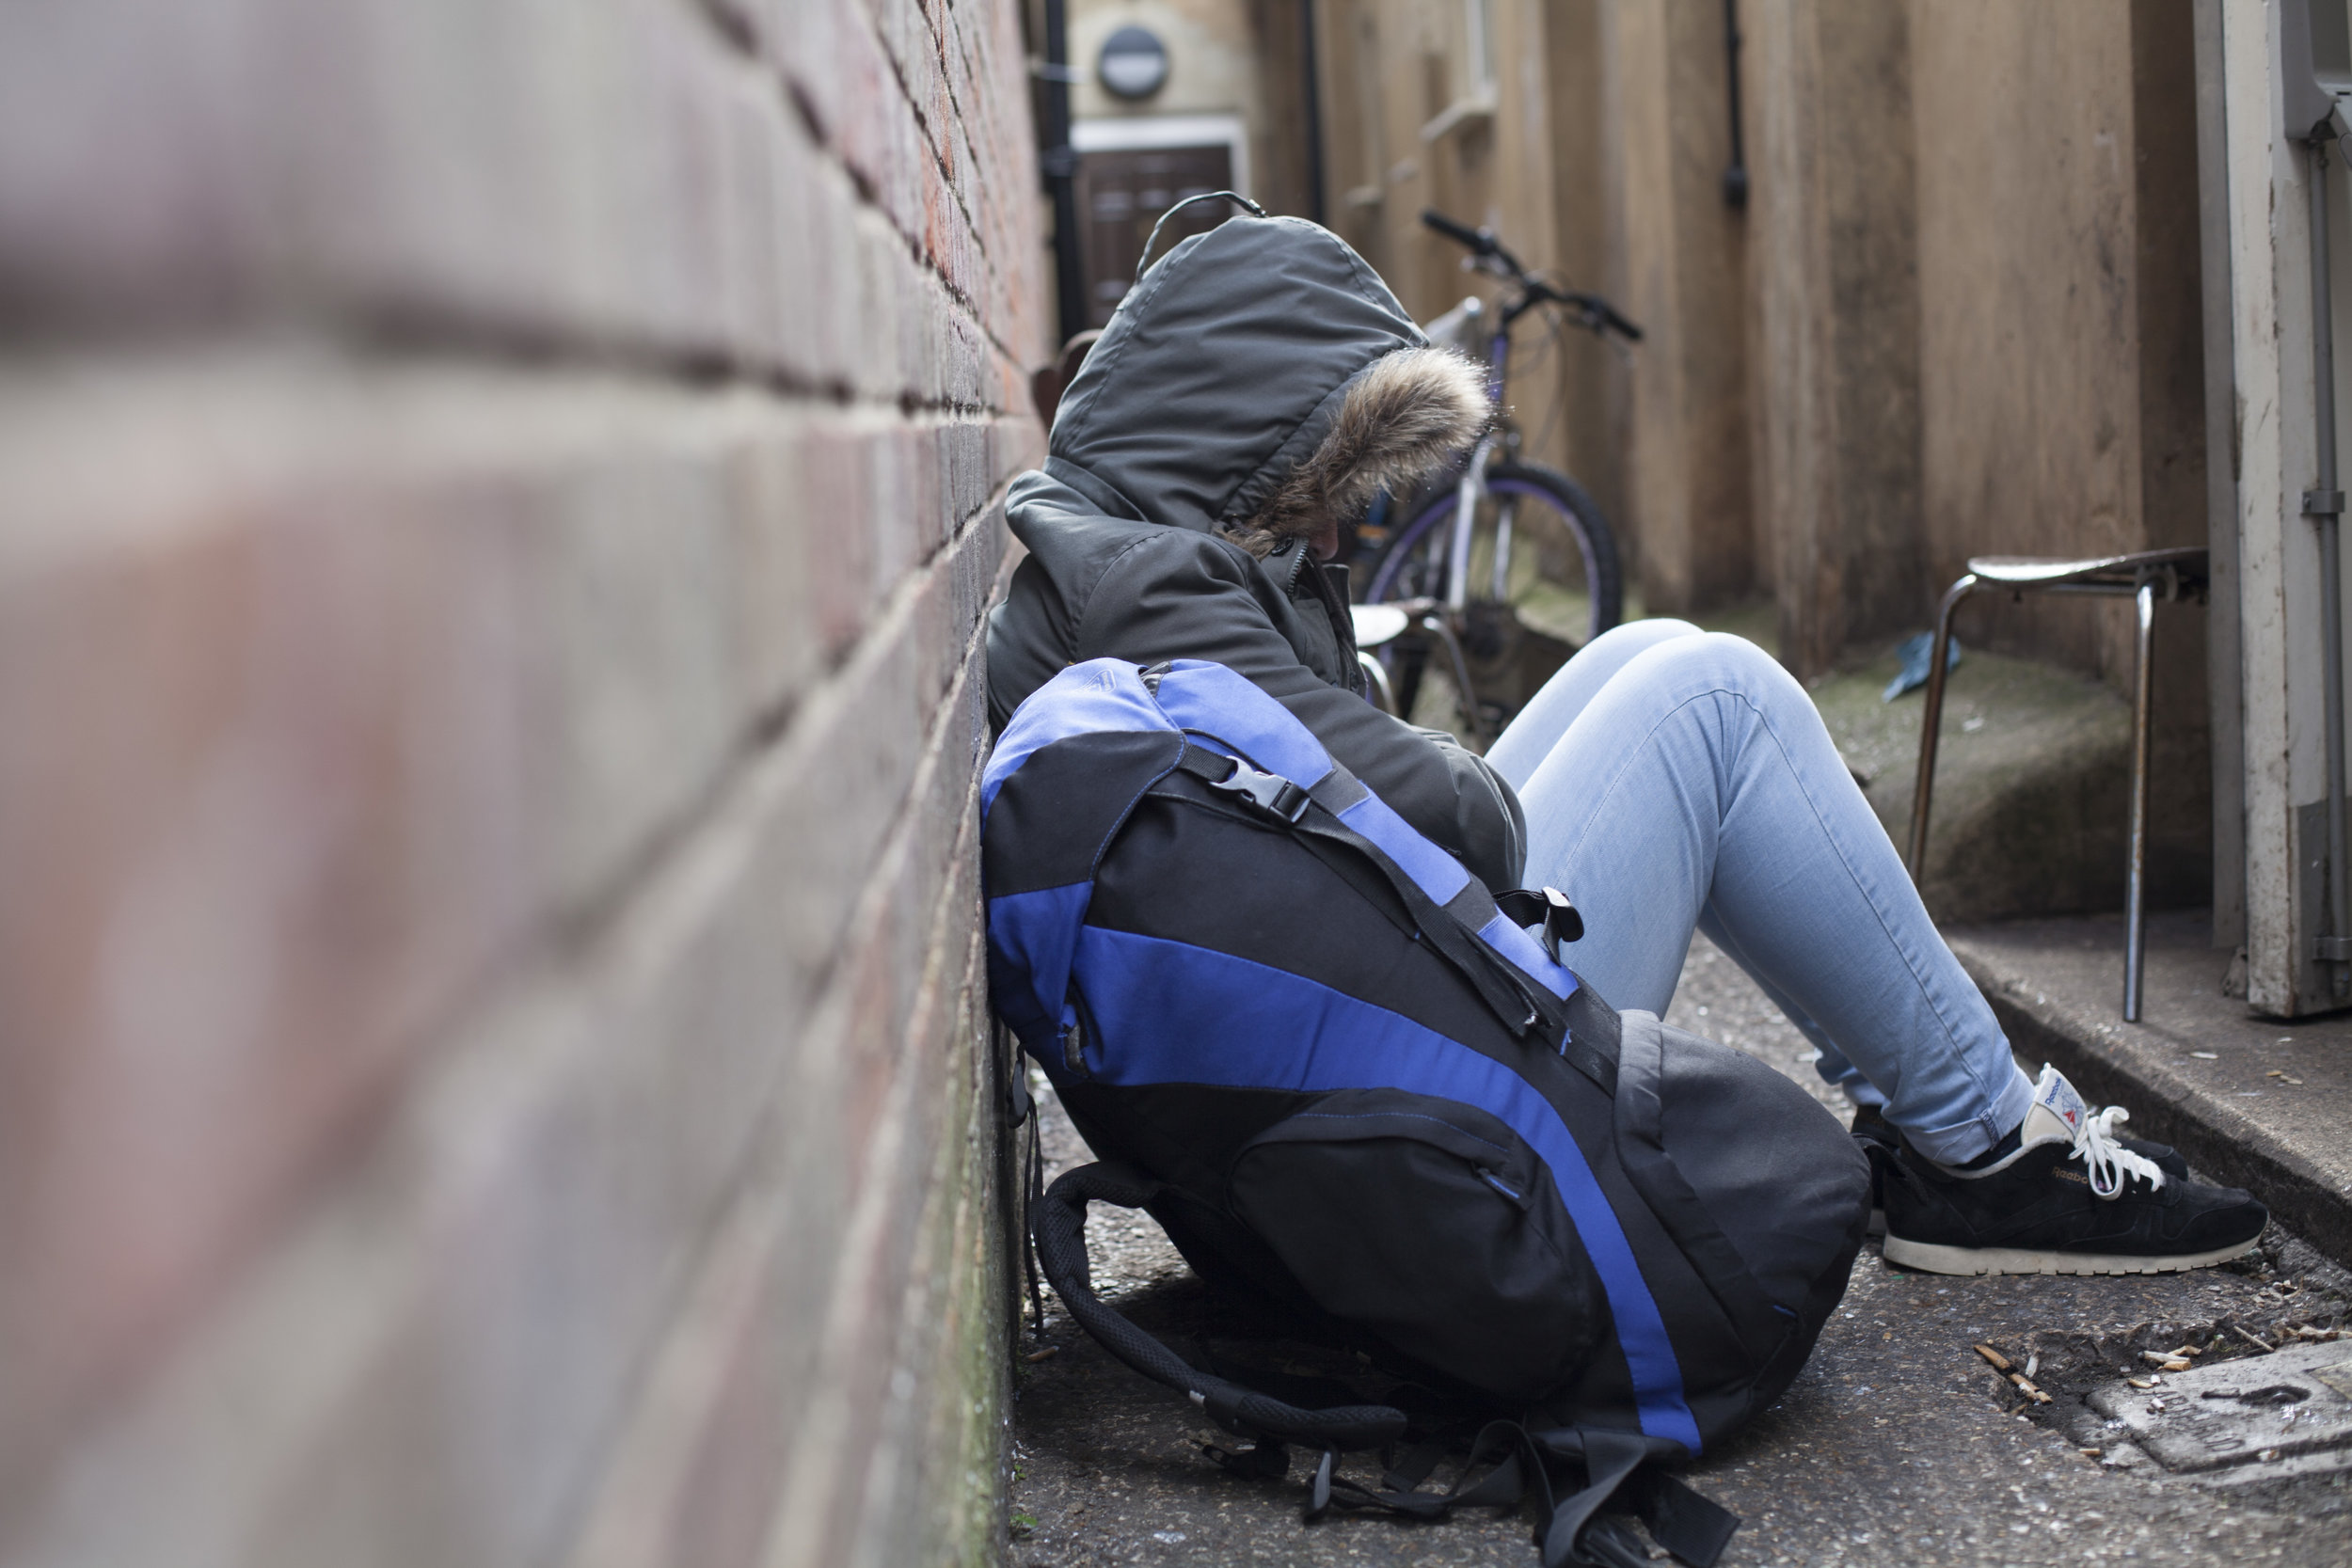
left=1041, top=0, right=1087, bottom=344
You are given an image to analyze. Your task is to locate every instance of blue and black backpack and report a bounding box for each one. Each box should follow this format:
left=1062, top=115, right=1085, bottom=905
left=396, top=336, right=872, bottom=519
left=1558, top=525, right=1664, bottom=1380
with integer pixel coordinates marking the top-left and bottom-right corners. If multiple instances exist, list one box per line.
left=983, top=658, right=1870, bottom=1567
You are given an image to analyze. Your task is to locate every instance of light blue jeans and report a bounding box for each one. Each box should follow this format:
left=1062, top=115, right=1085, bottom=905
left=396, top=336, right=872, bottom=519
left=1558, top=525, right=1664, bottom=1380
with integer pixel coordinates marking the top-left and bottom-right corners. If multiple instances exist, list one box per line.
left=1486, top=620, right=2034, bottom=1164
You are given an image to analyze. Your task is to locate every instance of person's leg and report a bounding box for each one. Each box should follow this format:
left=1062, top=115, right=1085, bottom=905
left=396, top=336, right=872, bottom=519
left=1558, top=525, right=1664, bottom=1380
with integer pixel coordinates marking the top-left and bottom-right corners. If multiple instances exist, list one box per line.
left=1508, top=631, right=2033, bottom=1164
left=1486, top=619, right=1704, bottom=789
left=1692, top=909, right=1887, bottom=1109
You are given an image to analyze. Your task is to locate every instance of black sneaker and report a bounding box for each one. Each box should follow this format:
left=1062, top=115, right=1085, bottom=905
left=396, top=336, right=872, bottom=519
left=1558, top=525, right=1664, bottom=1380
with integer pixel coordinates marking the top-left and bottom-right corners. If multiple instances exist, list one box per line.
left=1850, top=1105, right=1898, bottom=1238
left=1851, top=1099, right=2189, bottom=1240
left=1881, top=1066, right=2266, bottom=1276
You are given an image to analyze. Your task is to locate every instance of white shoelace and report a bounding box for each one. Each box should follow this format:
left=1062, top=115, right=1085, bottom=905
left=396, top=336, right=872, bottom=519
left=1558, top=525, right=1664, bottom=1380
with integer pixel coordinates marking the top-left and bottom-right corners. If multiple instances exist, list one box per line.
left=2074, top=1105, right=2167, bottom=1197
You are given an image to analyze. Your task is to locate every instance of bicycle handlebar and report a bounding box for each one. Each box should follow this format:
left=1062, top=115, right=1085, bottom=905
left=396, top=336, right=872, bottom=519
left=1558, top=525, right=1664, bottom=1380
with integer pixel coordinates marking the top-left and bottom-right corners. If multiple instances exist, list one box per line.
left=1420, top=208, right=1493, bottom=253
left=1537, top=284, right=1645, bottom=342
left=1421, top=209, right=1641, bottom=341
left=1420, top=208, right=1527, bottom=279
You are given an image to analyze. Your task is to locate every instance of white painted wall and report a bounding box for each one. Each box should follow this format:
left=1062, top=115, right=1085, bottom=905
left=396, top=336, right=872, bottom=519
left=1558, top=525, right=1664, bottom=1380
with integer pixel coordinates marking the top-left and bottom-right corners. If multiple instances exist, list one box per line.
left=2220, top=0, right=2352, bottom=1015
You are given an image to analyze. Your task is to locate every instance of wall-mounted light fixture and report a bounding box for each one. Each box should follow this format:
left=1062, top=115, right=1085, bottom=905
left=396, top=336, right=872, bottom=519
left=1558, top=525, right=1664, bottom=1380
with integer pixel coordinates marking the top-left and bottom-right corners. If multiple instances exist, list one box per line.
left=1098, top=25, right=1169, bottom=100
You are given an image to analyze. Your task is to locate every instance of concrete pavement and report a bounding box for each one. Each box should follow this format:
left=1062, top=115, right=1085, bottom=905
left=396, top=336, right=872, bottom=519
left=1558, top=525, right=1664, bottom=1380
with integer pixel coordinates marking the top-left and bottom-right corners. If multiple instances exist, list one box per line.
left=1006, top=936, right=2352, bottom=1567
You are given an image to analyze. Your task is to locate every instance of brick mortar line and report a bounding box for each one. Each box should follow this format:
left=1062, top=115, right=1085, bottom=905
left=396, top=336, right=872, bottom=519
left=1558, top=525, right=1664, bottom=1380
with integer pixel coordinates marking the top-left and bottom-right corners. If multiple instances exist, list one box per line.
left=0, top=316, right=1028, bottom=422
left=343, top=304, right=1029, bottom=419
left=0, top=344, right=1029, bottom=424
left=0, top=349, right=1029, bottom=589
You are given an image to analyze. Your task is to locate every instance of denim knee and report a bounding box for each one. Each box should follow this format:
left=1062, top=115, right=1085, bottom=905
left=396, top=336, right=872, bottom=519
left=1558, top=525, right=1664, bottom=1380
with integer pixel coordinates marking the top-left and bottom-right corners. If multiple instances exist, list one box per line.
left=1652, top=631, right=1809, bottom=712
left=1588, top=617, right=1703, bottom=653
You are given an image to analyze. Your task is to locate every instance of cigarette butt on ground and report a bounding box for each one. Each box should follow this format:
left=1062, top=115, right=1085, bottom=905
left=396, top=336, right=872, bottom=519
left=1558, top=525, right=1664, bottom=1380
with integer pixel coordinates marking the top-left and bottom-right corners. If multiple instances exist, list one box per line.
left=1025, top=1346, right=1061, bottom=1363
left=1975, top=1344, right=2050, bottom=1402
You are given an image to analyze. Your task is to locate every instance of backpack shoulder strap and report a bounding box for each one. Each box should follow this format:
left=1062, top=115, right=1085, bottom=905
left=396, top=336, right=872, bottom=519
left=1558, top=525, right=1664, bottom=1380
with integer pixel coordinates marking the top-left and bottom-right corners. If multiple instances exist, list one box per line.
left=1031, top=1162, right=1407, bottom=1453
left=1168, top=743, right=1618, bottom=1095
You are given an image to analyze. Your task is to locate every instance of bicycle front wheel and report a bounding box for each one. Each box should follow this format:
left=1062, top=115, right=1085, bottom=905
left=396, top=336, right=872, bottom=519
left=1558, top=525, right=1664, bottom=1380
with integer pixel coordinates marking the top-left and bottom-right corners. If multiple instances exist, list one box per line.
left=1362, top=462, right=1624, bottom=732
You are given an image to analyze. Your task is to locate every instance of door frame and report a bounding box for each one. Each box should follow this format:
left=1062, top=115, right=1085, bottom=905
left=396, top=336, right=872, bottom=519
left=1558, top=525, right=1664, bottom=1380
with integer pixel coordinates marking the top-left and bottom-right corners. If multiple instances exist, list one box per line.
left=1070, top=112, right=1252, bottom=199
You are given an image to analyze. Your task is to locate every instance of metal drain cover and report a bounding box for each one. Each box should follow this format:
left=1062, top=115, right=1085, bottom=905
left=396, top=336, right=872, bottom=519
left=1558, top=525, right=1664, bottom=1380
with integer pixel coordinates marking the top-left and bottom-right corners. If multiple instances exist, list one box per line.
left=2089, top=1341, right=2352, bottom=1479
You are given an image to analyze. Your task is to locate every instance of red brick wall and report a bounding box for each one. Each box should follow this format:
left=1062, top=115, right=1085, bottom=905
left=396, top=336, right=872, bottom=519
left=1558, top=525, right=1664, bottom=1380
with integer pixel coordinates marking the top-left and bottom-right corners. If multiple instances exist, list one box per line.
left=0, top=2, right=1044, bottom=1563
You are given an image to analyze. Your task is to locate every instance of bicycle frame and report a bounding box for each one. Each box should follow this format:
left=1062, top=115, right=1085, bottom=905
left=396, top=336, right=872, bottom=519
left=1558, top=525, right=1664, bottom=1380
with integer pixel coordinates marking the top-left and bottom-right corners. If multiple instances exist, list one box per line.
left=1442, top=309, right=1522, bottom=611
left=1367, top=210, right=1640, bottom=737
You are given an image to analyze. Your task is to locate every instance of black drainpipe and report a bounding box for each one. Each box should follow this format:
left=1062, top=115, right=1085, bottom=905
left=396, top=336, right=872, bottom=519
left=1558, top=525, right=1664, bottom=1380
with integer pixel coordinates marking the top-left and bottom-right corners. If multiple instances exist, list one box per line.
left=1300, top=0, right=1327, bottom=225
left=1041, top=0, right=1087, bottom=343
left=1721, top=0, right=1748, bottom=209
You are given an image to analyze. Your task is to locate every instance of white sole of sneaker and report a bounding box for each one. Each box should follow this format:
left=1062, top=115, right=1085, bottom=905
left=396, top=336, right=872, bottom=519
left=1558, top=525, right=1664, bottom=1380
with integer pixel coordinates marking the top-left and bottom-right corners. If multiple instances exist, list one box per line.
left=1881, top=1233, right=2263, bottom=1276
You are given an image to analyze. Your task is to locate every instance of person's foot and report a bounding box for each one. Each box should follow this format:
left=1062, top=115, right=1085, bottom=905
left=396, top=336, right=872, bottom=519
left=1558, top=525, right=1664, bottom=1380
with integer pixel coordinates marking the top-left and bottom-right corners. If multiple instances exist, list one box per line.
left=1848, top=1101, right=2187, bottom=1240
left=1850, top=1106, right=1898, bottom=1238
left=1852, top=1094, right=2189, bottom=1225
left=1879, top=1066, right=2266, bottom=1276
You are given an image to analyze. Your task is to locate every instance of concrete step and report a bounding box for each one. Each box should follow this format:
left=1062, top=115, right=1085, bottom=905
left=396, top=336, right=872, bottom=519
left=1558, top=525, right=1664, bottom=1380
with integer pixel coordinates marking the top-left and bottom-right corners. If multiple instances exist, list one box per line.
left=1949, top=911, right=2352, bottom=1270
left=1808, top=641, right=2210, bottom=926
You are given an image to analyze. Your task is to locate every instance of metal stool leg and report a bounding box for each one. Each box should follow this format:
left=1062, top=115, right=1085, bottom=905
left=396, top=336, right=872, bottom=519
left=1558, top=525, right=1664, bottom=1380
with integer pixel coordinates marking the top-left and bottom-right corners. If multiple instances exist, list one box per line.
left=1418, top=614, right=1486, bottom=745
left=1358, top=651, right=1397, bottom=715
left=2124, top=577, right=2157, bottom=1022
left=1907, top=574, right=1979, bottom=878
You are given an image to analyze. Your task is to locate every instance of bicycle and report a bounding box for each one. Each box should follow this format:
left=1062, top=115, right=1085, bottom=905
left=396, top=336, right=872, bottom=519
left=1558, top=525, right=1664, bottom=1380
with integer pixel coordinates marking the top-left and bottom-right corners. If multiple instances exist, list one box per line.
left=1349, top=209, right=1641, bottom=745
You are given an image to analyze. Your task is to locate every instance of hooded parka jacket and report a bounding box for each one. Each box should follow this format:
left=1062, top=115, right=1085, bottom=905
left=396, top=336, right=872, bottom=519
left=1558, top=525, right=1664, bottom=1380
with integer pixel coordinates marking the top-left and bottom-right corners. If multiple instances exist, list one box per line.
left=986, top=215, right=1526, bottom=892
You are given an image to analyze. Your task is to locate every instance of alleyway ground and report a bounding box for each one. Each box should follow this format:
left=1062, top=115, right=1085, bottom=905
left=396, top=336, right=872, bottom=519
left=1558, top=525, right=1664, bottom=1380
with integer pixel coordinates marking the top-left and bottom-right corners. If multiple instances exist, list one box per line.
left=1008, top=938, right=2352, bottom=1567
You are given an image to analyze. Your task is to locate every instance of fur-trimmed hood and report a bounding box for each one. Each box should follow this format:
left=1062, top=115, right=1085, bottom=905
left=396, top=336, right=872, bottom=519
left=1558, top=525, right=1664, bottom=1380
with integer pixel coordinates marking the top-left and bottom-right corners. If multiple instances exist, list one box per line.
left=986, top=216, right=1528, bottom=896
left=1040, top=216, right=1489, bottom=550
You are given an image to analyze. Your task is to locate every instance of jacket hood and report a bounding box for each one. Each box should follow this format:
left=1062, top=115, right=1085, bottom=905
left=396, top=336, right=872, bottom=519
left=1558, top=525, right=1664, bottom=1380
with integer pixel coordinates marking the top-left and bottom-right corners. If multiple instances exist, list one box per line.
left=1041, top=215, right=1488, bottom=550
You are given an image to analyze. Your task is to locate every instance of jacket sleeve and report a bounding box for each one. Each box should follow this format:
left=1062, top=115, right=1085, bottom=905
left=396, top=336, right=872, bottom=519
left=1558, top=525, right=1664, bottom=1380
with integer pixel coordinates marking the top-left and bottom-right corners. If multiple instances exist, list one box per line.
left=1073, top=530, right=1527, bottom=891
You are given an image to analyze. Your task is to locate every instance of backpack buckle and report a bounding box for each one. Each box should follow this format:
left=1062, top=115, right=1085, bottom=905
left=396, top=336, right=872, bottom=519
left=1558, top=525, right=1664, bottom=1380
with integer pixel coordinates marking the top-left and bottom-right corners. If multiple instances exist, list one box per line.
left=1497, top=886, right=1584, bottom=960
left=1208, top=759, right=1311, bottom=823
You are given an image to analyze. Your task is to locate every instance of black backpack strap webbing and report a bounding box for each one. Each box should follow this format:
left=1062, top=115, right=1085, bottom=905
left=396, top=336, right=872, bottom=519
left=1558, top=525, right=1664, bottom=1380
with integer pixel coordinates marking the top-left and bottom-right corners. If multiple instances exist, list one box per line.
left=1169, top=744, right=1616, bottom=1093
left=1031, top=1162, right=1409, bottom=1453
left=1624, top=1466, right=1742, bottom=1566
left=1538, top=1430, right=1649, bottom=1566
left=1319, top=1420, right=1736, bottom=1567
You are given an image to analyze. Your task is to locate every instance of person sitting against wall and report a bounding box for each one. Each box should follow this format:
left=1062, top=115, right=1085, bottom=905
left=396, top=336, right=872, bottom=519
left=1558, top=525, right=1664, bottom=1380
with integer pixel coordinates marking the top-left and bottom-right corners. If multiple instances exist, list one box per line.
left=985, top=212, right=2266, bottom=1277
